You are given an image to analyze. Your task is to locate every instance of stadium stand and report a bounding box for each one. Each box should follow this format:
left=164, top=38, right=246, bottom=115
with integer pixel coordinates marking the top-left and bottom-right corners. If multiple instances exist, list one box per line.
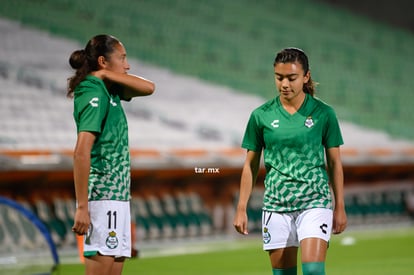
left=0, top=0, right=414, bottom=258
left=343, top=182, right=414, bottom=227
left=1, top=0, right=413, bottom=140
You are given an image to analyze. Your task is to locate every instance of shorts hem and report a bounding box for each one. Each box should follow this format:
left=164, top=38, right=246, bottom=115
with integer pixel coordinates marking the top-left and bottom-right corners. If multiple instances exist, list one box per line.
left=85, top=250, right=131, bottom=258
left=84, top=251, right=98, bottom=257
left=299, top=234, right=330, bottom=243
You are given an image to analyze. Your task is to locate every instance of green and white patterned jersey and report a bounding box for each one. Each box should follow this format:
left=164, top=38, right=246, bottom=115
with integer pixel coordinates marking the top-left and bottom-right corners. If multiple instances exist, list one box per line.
left=242, top=94, right=343, bottom=212
left=73, top=75, right=130, bottom=201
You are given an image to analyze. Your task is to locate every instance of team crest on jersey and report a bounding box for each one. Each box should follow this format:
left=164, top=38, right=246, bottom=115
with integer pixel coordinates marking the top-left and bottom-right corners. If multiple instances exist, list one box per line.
left=304, top=116, right=314, bottom=128
left=106, top=231, right=119, bottom=249
left=263, top=227, right=271, bottom=244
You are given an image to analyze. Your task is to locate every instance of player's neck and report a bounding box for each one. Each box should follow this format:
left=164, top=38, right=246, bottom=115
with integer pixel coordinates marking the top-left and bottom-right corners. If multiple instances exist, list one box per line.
left=280, top=92, right=306, bottom=114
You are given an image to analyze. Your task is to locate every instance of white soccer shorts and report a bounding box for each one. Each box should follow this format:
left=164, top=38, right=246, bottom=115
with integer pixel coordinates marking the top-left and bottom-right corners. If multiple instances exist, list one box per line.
left=84, top=200, right=131, bottom=258
left=262, top=208, right=333, bottom=251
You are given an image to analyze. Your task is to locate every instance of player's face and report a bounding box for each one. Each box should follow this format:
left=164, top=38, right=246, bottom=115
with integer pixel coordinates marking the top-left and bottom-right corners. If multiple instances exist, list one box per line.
left=105, top=42, right=130, bottom=74
left=274, top=61, right=309, bottom=102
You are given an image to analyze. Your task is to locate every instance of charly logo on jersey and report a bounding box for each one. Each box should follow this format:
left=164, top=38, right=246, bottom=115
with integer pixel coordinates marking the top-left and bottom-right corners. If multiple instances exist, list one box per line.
left=271, top=119, right=280, bottom=128
left=110, top=97, right=117, bottom=106
left=89, top=97, right=99, bottom=107
left=304, top=116, right=314, bottom=128
left=263, top=227, right=271, bottom=244
left=106, top=231, right=119, bottom=249
left=89, top=97, right=117, bottom=107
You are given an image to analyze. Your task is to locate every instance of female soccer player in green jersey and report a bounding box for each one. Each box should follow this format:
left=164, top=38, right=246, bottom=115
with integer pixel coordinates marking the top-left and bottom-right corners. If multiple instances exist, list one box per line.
left=233, top=48, right=347, bottom=275
left=68, top=34, right=155, bottom=275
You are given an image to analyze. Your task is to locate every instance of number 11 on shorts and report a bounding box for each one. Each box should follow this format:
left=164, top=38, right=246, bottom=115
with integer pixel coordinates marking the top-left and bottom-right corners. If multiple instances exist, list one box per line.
left=107, top=210, right=117, bottom=229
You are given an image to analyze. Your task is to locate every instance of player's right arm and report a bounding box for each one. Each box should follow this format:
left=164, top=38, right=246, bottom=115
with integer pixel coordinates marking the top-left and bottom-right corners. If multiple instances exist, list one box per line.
left=72, top=131, right=96, bottom=235
left=233, top=150, right=261, bottom=235
left=92, top=69, right=155, bottom=100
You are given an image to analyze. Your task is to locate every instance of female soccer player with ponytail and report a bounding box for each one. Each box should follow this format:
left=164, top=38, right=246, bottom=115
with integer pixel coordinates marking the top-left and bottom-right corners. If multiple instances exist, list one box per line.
left=68, top=34, right=154, bottom=275
left=234, top=48, right=347, bottom=275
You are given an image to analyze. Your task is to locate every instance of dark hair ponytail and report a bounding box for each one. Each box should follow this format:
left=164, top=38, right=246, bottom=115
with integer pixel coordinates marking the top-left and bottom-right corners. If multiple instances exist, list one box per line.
left=69, top=49, right=87, bottom=70
left=67, top=34, right=120, bottom=97
left=273, top=47, right=317, bottom=96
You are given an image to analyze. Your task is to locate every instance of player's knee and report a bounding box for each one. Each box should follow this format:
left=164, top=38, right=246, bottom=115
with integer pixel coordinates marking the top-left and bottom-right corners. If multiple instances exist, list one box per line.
left=302, top=262, right=325, bottom=275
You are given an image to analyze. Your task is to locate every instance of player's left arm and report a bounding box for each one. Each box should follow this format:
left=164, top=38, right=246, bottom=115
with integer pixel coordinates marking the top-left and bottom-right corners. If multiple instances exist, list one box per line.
left=326, top=146, right=347, bottom=234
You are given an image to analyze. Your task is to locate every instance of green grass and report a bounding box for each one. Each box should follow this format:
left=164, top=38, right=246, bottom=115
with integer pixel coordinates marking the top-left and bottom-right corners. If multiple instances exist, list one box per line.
left=52, top=227, right=414, bottom=275
left=326, top=228, right=414, bottom=275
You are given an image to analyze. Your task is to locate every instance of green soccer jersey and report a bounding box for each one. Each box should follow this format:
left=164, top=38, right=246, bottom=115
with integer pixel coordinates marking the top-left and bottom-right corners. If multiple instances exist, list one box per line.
left=73, top=75, right=131, bottom=201
left=242, top=94, right=343, bottom=212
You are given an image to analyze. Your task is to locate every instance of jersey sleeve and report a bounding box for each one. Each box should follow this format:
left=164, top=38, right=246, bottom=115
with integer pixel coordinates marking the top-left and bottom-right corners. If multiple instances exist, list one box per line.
left=322, top=107, right=344, bottom=148
left=74, top=85, right=109, bottom=134
left=241, top=111, right=264, bottom=152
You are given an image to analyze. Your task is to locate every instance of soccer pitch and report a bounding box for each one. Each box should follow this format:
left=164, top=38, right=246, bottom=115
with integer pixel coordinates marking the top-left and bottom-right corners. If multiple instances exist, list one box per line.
left=55, top=226, right=414, bottom=275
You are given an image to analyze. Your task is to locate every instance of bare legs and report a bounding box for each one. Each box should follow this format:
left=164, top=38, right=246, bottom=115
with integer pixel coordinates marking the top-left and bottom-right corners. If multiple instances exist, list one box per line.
left=269, top=238, right=328, bottom=269
left=84, top=254, right=125, bottom=275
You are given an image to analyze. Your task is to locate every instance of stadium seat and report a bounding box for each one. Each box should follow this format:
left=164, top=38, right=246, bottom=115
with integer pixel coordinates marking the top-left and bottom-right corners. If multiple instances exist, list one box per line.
left=0, top=204, right=44, bottom=250
left=186, top=192, right=213, bottom=236
left=32, top=198, right=68, bottom=246
left=0, top=206, right=16, bottom=252
left=131, top=195, right=162, bottom=240
left=53, top=197, right=76, bottom=246
left=0, top=204, right=23, bottom=245
left=145, top=195, right=175, bottom=239
left=160, top=193, right=188, bottom=238
left=0, top=218, right=8, bottom=251
left=175, top=191, right=207, bottom=237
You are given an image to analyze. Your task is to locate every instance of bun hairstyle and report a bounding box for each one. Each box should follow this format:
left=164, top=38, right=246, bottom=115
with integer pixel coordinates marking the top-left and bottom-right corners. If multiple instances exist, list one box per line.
left=67, top=34, right=120, bottom=97
left=273, top=47, right=317, bottom=96
left=69, top=49, right=87, bottom=70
